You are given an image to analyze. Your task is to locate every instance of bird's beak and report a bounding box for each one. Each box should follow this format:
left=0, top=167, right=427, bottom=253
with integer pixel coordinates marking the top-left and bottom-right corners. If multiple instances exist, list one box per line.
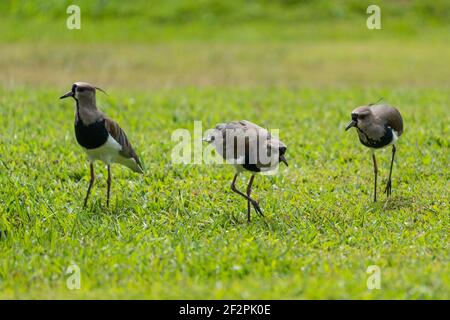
left=345, top=120, right=357, bottom=131
left=59, top=91, right=74, bottom=99
left=280, top=155, right=288, bottom=167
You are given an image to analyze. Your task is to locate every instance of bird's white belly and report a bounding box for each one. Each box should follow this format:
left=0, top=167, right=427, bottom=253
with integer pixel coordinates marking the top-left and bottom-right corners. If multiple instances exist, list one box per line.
left=391, top=130, right=399, bottom=145
left=84, top=135, right=122, bottom=164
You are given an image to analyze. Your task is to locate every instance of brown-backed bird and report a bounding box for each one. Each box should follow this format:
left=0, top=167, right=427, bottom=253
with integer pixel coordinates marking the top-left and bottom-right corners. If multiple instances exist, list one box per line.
left=60, top=82, right=143, bottom=208
left=345, top=103, right=403, bottom=202
left=204, top=120, right=288, bottom=222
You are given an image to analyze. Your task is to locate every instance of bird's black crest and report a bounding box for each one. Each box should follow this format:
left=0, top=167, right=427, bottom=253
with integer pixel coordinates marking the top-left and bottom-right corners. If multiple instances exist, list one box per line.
left=368, top=97, right=384, bottom=106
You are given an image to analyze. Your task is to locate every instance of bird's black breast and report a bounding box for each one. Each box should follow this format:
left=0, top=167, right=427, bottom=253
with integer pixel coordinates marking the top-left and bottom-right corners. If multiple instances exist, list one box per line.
left=242, top=152, right=262, bottom=172
left=358, top=126, right=393, bottom=149
left=74, top=118, right=109, bottom=149
left=242, top=163, right=261, bottom=173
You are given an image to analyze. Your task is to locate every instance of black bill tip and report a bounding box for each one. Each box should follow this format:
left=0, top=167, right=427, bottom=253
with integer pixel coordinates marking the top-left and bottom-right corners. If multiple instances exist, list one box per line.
left=59, top=91, right=74, bottom=99
left=280, top=155, right=288, bottom=167
left=345, top=120, right=357, bottom=131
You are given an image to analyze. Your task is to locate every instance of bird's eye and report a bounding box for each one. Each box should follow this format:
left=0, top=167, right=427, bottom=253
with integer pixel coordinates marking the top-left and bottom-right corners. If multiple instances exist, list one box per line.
left=77, top=87, right=85, bottom=93
left=359, top=114, right=366, bottom=119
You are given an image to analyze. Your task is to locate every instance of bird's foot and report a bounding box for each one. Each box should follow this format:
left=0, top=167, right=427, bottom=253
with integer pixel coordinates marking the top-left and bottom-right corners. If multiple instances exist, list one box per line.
left=251, top=200, right=264, bottom=217
left=384, top=180, right=392, bottom=197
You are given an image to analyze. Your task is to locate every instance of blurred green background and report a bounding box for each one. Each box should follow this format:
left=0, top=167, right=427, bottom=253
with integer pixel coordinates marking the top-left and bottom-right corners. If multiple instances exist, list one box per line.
left=1, top=0, right=449, bottom=89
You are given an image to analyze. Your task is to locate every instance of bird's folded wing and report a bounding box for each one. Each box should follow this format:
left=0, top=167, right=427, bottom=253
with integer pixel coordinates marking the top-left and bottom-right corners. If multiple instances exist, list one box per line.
left=220, top=120, right=269, bottom=133
left=215, top=120, right=276, bottom=166
left=385, top=109, right=403, bottom=136
left=104, top=118, right=143, bottom=167
left=373, top=105, right=404, bottom=136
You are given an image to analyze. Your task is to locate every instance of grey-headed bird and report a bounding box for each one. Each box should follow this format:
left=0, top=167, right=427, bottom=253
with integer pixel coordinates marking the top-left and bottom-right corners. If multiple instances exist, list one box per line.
left=60, top=82, right=143, bottom=208
left=345, top=103, right=403, bottom=202
left=204, top=120, right=288, bottom=222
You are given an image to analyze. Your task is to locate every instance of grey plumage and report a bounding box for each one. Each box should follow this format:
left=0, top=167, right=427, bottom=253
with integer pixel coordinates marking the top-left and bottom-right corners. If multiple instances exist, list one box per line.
left=205, top=120, right=288, bottom=222
left=208, top=120, right=288, bottom=171
left=347, top=104, right=403, bottom=144
left=345, top=104, right=404, bottom=202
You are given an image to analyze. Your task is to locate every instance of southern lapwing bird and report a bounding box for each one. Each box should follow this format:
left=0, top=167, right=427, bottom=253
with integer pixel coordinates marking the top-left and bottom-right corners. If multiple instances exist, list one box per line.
left=204, top=120, right=288, bottom=222
left=60, top=82, right=143, bottom=208
left=345, top=104, right=403, bottom=202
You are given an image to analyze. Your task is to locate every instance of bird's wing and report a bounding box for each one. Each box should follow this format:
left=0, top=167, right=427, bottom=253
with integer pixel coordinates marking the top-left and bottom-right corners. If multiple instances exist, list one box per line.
left=214, top=120, right=281, bottom=168
left=232, top=120, right=286, bottom=149
left=226, top=120, right=268, bottom=132
left=373, top=105, right=404, bottom=136
left=216, top=120, right=269, bottom=135
left=104, top=118, right=143, bottom=170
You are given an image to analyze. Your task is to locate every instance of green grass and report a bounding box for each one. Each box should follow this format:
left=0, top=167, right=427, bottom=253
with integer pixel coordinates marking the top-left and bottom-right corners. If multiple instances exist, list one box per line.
left=0, top=87, right=448, bottom=299
left=0, top=0, right=449, bottom=299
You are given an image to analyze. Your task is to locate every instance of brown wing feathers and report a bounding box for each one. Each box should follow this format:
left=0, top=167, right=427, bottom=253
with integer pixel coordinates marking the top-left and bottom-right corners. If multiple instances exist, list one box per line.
left=386, top=108, right=404, bottom=136
left=104, top=118, right=143, bottom=170
left=373, top=106, right=404, bottom=136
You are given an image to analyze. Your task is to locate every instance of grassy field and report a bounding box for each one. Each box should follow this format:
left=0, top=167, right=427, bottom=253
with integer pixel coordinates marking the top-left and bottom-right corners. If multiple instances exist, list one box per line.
left=0, top=1, right=449, bottom=299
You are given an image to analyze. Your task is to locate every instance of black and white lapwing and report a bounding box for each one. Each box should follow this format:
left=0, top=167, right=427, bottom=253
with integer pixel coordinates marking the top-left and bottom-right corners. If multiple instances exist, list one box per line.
left=204, top=120, right=288, bottom=222
left=345, top=103, right=403, bottom=202
left=60, top=82, right=143, bottom=208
